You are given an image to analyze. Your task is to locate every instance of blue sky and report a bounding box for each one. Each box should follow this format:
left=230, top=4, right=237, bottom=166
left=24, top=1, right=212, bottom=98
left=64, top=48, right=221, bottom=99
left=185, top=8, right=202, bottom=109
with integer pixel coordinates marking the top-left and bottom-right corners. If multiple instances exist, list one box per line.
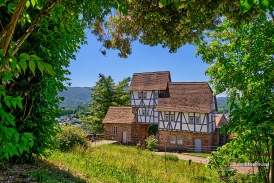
left=68, top=33, right=210, bottom=87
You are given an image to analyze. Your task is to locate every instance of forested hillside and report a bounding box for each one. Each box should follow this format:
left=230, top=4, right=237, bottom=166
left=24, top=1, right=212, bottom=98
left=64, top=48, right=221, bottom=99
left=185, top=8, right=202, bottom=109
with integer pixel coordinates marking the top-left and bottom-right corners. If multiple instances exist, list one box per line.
left=58, top=87, right=93, bottom=108
left=59, top=87, right=229, bottom=114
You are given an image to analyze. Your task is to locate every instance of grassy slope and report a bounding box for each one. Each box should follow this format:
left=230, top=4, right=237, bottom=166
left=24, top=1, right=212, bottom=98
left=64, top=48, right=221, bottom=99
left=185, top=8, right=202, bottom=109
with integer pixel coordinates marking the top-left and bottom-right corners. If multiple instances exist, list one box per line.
left=47, top=144, right=221, bottom=183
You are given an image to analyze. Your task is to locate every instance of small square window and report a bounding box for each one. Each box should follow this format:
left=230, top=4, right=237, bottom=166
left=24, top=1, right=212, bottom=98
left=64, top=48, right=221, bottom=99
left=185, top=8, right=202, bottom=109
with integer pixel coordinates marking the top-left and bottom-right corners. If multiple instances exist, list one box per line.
left=177, top=136, right=183, bottom=145
left=170, top=136, right=176, bottom=144
left=138, top=92, right=142, bottom=99
left=170, top=115, right=174, bottom=122
left=113, top=127, right=118, bottom=135
left=165, top=115, right=169, bottom=122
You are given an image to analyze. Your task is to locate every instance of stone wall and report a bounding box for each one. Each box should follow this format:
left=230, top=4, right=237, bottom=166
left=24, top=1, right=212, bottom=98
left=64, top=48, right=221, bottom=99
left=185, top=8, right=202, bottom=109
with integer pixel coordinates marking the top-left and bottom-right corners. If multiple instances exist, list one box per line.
left=131, top=123, right=150, bottom=145
left=157, top=130, right=214, bottom=151
left=104, top=123, right=132, bottom=143
left=104, top=123, right=150, bottom=145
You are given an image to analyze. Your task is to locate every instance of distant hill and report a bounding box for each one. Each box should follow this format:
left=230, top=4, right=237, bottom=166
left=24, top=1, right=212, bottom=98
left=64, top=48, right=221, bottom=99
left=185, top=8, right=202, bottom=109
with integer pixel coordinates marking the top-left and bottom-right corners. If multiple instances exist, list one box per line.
left=216, top=97, right=229, bottom=114
left=58, top=87, right=93, bottom=108
left=59, top=87, right=228, bottom=112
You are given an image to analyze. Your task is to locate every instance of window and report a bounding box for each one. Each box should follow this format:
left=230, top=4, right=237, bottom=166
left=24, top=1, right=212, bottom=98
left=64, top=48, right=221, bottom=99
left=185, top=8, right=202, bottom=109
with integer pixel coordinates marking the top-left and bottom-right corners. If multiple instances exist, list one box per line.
left=189, top=116, right=194, bottom=124
left=113, top=127, right=118, bottom=135
left=154, top=92, right=158, bottom=99
left=195, top=117, right=200, bottom=124
left=170, top=115, right=174, bottom=122
left=138, top=92, right=142, bottom=99
left=146, top=109, right=150, bottom=115
left=165, top=115, right=169, bottom=122
left=177, top=136, right=183, bottom=145
left=143, top=91, right=147, bottom=99
left=170, top=136, right=176, bottom=144
left=142, top=108, right=149, bottom=115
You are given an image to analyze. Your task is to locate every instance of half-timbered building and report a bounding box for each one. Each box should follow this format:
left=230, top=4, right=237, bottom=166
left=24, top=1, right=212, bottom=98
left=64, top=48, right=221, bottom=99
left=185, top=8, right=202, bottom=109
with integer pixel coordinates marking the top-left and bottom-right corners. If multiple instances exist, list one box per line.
left=103, top=71, right=221, bottom=151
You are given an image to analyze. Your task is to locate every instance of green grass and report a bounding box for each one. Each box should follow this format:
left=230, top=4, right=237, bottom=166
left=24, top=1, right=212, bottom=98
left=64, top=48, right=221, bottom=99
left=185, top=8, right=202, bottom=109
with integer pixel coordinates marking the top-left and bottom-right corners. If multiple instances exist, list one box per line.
left=47, top=144, right=221, bottom=183
left=0, top=160, right=86, bottom=183
left=186, top=152, right=211, bottom=158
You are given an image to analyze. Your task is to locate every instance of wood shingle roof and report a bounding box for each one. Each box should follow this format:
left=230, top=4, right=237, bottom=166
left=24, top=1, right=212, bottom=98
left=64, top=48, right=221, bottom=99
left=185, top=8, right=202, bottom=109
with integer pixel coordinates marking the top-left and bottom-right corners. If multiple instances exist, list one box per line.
left=103, top=106, right=135, bottom=124
left=156, top=82, right=214, bottom=113
left=129, top=71, right=171, bottom=91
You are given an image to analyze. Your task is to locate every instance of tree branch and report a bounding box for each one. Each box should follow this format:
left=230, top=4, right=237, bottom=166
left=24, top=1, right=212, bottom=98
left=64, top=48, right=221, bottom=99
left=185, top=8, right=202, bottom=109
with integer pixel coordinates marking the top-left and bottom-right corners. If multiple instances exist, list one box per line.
left=11, top=0, right=58, bottom=56
left=1, top=0, right=27, bottom=57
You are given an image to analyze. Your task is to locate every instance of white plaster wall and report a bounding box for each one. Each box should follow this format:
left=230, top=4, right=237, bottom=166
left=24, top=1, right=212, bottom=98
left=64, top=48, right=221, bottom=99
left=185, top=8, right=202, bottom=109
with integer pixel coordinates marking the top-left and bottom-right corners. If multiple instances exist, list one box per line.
left=130, top=91, right=158, bottom=106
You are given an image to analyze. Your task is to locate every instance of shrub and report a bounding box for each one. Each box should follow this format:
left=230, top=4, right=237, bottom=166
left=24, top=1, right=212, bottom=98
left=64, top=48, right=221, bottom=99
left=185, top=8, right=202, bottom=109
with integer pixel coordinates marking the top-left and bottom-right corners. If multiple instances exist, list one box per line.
left=162, top=154, right=179, bottom=162
left=54, top=125, right=88, bottom=152
left=145, top=135, right=157, bottom=151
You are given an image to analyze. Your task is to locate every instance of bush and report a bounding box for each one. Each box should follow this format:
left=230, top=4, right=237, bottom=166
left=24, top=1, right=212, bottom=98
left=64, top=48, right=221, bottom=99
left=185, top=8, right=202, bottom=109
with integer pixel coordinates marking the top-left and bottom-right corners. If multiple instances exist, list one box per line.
left=54, top=125, right=88, bottom=152
left=162, top=154, right=179, bottom=162
left=145, top=135, right=157, bottom=151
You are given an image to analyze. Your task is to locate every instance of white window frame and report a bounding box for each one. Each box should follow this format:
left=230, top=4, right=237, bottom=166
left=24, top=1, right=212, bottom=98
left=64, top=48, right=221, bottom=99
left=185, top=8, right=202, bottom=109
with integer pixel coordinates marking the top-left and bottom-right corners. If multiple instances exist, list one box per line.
left=142, top=109, right=146, bottom=115
left=138, top=92, right=142, bottom=99
left=146, top=109, right=149, bottom=115
left=165, top=115, right=169, bottom=122
left=113, top=126, right=118, bottom=135
left=195, top=117, right=201, bottom=124
left=189, top=116, right=194, bottom=124
left=170, top=136, right=176, bottom=144
left=177, top=136, right=183, bottom=145
left=170, top=115, right=174, bottom=122
left=143, top=91, right=147, bottom=99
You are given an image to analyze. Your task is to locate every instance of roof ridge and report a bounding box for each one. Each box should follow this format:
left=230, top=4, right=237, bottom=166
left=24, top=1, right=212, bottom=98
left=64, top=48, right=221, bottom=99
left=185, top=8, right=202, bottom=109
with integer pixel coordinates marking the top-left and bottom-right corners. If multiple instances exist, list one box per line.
left=133, top=71, right=170, bottom=75
left=168, top=82, right=208, bottom=84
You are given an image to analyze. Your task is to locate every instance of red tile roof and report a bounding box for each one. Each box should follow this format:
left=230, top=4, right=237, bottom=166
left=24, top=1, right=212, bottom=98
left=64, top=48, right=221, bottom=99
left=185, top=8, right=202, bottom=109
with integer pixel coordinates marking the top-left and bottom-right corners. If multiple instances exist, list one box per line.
left=215, top=114, right=228, bottom=128
left=156, top=82, right=214, bottom=113
left=103, top=107, right=135, bottom=124
left=129, top=71, right=171, bottom=91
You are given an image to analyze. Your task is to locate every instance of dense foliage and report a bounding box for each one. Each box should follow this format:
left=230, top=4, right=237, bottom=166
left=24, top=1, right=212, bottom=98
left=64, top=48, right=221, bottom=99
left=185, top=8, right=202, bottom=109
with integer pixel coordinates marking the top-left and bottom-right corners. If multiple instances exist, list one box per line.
left=82, top=74, right=131, bottom=133
left=197, top=13, right=274, bottom=182
left=92, top=0, right=261, bottom=58
left=0, top=0, right=127, bottom=162
left=54, top=125, right=88, bottom=152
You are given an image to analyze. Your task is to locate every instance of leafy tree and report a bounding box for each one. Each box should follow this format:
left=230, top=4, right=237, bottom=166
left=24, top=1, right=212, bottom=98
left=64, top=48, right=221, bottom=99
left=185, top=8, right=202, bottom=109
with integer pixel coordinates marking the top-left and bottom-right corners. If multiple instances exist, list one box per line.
left=197, top=13, right=274, bottom=182
left=83, top=74, right=130, bottom=133
left=92, top=0, right=263, bottom=58
left=0, top=0, right=127, bottom=162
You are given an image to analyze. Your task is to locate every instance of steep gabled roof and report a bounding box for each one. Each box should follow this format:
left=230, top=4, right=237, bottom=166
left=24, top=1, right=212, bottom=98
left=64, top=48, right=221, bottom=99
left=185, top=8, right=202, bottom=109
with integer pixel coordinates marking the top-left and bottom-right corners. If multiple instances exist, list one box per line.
left=216, top=114, right=228, bottom=128
left=103, top=106, right=135, bottom=124
left=129, top=71, right=171, bottom=91
left=156, top=82, right=213, bottom=113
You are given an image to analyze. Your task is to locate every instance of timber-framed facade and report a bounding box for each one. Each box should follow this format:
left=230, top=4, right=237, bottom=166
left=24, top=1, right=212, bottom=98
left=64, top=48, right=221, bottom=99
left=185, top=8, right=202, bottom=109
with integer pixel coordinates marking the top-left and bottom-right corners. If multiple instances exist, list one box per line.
left=103, top=71, right=221, bottom=151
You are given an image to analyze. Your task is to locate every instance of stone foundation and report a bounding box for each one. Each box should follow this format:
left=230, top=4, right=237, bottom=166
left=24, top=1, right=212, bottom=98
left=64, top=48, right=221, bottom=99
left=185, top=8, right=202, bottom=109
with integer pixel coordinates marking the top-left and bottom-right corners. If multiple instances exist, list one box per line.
left=157, top=130, right=214, bottom=151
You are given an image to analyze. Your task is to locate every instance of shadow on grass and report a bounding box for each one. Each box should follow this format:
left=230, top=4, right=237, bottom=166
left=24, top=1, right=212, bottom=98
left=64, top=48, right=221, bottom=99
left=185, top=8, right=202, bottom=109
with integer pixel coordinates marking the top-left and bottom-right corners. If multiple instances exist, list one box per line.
left=0, top=160, right=87, bottom=183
